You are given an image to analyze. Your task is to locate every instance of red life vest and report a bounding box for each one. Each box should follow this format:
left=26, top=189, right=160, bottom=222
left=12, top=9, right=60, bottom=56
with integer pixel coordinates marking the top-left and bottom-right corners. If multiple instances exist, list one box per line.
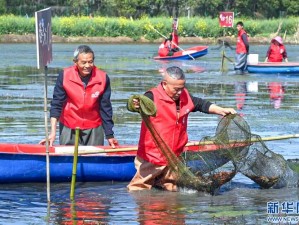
left=236, top=29, right=248, bottom=54
left=137, top=84, right=195, bottom=166
left=158, top=32, right=179, bottom=57
left=268, top=82, right=284, bottom=99
left=268, top=44, right=286, bottom=62
left=60, top=65, right=106, bottom=129
left=158, top=41, right=171, bottom=57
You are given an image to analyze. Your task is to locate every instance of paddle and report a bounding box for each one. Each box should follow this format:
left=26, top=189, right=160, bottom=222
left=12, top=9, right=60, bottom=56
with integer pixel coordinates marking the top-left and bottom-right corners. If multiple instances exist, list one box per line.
left=70, top=127, right=80, bottom=200
left=149, top=24, right=196, bottom=60
left=55, top=133, right=299, bottom=155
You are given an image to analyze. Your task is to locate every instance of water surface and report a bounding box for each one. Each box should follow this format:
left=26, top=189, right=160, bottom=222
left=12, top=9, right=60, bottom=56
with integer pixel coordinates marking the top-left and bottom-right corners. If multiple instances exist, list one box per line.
left=0, top=43, right=299, bottom=224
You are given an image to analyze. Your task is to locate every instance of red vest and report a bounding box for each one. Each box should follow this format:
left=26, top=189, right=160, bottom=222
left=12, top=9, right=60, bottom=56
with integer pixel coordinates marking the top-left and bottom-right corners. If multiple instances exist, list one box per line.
left=158, top=41, right=171, bottom=57
left=268, top=44, right=286, bottom=62
left=236, top=29, right=248, bottom=54
left=60, top=65, right=106, bottom=129
left=268, top=82, right=284, bottom=99
left=137, top=84, right=195, bottom=165
left=158, top=32, right=179, bottom=57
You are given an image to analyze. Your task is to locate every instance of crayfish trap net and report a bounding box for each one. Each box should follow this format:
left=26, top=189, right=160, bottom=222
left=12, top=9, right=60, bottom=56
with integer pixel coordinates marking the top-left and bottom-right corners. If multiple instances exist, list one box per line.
left=128, top=95, right=299, bottom=194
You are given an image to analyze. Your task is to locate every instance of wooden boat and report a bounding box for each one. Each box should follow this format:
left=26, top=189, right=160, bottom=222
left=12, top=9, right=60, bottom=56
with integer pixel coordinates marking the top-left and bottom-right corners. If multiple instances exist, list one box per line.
left=0, top=141, right=239, bottom=183
left=247, top=62, right=299, bottom=74
left=0, top=144, right=136, bottom=183
left=153, top=46, right=208, bottom=60
left=1, top=132, right=297, bottom=183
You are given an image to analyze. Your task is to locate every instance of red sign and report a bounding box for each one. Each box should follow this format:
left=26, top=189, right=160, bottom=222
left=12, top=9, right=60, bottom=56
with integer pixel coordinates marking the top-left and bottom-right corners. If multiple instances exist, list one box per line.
left=219, top=12, right=234, bottom=27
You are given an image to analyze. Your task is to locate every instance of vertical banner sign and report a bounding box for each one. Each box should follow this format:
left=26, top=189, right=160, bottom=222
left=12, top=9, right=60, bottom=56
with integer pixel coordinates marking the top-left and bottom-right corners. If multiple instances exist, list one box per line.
left=219, top=12, right=234, bottom=27
left=35, top=7, right=52, bottom=69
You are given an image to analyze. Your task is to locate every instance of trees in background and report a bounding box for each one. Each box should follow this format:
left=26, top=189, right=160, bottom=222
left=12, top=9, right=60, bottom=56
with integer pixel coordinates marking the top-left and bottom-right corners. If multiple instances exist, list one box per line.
left=187, top=0, right=298, bottom=18
left=3, top=0, right=299, bottom=18
left=0, top=0, right=6, bottom=15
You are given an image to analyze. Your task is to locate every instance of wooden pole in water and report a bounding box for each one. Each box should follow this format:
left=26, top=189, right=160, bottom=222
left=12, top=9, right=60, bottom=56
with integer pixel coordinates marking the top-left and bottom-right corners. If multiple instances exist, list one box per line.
left=43, top=65, right=51, bottom=203
left=70, top=127, right=80, bottom=200
left=221, top=28, right=227, bottom=73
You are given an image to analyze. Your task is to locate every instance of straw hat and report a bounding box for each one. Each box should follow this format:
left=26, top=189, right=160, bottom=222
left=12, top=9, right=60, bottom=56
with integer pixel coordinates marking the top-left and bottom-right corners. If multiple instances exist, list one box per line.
left=272, top=36, right=283, bottom=44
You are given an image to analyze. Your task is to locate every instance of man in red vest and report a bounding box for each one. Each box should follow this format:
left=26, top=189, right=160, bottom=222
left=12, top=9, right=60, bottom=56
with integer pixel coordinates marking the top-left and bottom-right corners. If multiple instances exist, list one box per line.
left=234, top=21, right=249, bottom=74
left=127, top=66, right=236, bottom=191
left=39, top=45, right=118, bottom=147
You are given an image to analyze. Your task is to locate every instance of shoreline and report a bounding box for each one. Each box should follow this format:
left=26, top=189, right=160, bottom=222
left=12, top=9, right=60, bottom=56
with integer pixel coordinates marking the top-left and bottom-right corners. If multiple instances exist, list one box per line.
left=0, top=34, right=298, bottom=45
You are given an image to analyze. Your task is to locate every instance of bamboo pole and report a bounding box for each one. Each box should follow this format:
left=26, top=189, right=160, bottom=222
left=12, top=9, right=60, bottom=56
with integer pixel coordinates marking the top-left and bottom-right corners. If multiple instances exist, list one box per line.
left=55, top=133, right=299, bottom=156
left=188, top=133, right=299, bottom=146
left=70, top=201, right=78, bottom=225
left=70, top=127, right=80, bottom=200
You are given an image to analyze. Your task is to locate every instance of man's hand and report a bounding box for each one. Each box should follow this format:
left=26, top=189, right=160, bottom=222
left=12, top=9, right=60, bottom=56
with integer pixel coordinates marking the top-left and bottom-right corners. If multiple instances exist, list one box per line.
left=132, top=98, right=140, bottom=109
left=218, top=107, right=237, bottom=116
left=108, top=138, right=119, bottom=148
left=209, top=104, right=237, bottom=116
left=39, top=132, right=56, bottom=147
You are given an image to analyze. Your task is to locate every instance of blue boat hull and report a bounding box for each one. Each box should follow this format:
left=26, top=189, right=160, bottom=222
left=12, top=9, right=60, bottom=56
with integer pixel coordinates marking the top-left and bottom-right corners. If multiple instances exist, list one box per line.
left=247, top=62, right=299, bottom=74
left=153, top=46, right=208, bottom=60
left=0, top=143, right=241, bottom=183
left=0, top=152, right=136, bottom=183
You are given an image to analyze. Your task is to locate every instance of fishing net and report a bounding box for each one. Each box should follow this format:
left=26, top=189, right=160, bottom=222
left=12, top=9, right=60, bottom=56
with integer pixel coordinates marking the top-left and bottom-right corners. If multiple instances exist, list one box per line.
left=128, top=95, right=299, bottom=194
left=235, top=135, right=299, bottom=189
left=128, top=95, right=214, bottom=193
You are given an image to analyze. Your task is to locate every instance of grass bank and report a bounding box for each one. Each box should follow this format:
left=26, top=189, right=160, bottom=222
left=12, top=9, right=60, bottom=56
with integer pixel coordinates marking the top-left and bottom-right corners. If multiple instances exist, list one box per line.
left=0, top=15, right=298, bottom=44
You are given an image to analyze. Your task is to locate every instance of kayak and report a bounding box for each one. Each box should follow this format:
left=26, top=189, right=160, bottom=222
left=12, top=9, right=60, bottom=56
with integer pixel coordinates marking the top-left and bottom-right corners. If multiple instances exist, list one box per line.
left=153, top=46, right=208, bottom=60
left=0, top=141, right=239, bottom=183
left=247, top=62, right=299, bottom=74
